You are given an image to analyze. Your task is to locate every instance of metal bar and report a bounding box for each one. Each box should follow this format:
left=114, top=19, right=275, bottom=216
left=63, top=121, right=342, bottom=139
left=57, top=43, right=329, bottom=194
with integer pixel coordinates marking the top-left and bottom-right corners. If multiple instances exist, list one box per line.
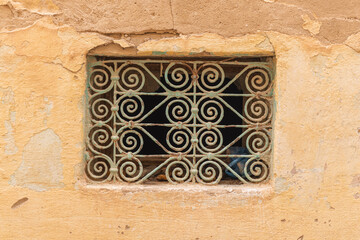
left=85, top=56, right=274, bottom=184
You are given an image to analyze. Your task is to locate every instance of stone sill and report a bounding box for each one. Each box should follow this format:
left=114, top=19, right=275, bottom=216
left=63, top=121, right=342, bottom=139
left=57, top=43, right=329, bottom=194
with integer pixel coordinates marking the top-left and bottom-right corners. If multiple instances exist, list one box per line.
left=78, top=181, right=273, bottom=198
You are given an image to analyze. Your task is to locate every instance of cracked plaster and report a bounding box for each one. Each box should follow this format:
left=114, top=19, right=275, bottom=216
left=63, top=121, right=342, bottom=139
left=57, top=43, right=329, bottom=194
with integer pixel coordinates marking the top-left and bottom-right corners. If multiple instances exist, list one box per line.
left=9, top=129, right=63, bottom=191
left=0, top=1, right=360, bottom=239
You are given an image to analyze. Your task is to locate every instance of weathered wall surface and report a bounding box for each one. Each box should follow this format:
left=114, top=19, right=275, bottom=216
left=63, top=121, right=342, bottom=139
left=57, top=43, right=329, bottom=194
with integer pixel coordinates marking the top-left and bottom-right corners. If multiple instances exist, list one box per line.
left=1, top=0, right=360, bottom=239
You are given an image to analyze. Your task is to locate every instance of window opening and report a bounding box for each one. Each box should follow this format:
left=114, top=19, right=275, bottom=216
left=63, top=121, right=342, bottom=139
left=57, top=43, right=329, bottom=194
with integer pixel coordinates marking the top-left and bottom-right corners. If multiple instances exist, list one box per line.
left=85, top=55, right=274, bottom=184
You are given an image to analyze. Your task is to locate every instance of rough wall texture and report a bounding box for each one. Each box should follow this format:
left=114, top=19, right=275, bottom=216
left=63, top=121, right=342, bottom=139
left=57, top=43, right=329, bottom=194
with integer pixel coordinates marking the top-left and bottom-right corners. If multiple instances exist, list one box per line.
left=0, top=0, right=360, bottom=239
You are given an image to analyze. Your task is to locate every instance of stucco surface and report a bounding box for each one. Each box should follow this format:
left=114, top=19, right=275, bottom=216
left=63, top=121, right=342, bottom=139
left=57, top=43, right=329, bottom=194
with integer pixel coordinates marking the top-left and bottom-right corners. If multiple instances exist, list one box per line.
left=0, top=1, right=360, bottom=239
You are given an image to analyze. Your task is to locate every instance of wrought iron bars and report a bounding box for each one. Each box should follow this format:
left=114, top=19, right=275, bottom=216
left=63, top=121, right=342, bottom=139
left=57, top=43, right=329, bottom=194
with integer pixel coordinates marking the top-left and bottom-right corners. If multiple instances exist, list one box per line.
left=85, top=56, right=274, bottom=184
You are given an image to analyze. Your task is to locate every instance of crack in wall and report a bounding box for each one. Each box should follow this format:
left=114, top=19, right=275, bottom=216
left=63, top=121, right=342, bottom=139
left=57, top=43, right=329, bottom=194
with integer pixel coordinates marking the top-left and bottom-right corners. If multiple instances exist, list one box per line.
left=1, top=1, right=360, bottom=45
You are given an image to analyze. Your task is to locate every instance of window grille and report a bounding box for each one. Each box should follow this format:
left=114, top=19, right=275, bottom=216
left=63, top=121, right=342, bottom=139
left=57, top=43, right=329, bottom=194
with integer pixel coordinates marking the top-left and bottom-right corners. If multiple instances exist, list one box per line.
left=85, top=55, right=274, bottom=184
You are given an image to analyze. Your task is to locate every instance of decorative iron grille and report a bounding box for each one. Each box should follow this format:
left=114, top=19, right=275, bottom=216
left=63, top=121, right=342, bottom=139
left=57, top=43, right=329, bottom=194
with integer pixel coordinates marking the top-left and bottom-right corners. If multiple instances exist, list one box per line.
left=85, top=55, right=274, bottom=184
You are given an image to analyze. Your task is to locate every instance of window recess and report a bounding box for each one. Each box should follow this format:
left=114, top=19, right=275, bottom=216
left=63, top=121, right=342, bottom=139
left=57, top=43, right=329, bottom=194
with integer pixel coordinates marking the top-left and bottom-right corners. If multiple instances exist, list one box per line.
left=85, top=55, right=274, bottom=184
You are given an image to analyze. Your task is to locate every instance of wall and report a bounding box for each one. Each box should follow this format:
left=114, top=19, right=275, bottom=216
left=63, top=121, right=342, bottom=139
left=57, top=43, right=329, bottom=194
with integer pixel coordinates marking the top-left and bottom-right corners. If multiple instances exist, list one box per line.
left=1, top=0, right=360, bottom=239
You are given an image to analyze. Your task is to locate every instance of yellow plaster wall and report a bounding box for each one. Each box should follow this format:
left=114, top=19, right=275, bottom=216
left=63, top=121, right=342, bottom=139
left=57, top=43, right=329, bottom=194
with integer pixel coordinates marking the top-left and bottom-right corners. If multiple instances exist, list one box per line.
left=1, top=1, right=360, bottom=239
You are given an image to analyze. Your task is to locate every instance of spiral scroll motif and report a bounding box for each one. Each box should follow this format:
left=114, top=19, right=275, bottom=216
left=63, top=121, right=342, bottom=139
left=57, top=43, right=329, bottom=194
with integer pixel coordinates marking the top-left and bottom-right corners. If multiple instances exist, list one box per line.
left=165, top=158, right=192, bottom=184
left=117, top=156, right=143, bottom=182
left=90, top=98, right=113, bottom=122
left=165, top=98, right=192, bottom=123
left=244, top=97, right=271, bottom=123
left=198, top=64, right=225, bottom=92
left=117, top=95, right=144, bottom=121
left=164, top=63, right=192, bottom=91
left=197, top=98, right=224, bottom=124
left=86, top=155, right=111, bottom=181
left=88, top=125, right=113, bottom=151
left=245, top=130, right=271, bottom=155
left=118, top=65, right=145, bottom=92
left=197, top=128, right=223, bottom=153
left=245, top=68, right=271, bottom=94
left=89, top=66, right=113, bottom=93
left=166, top=127, right=192, bottom=153
left=118, top=129, right=143, bottom=154
left=244, top=158, right=269, bottom=183
left=195, top=158, right=223, bottom=184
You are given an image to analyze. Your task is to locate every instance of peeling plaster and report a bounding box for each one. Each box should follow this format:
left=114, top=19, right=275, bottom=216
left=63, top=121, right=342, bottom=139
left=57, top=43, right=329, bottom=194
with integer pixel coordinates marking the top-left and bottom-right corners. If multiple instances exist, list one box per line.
left=113, top=39, right=135, bottom=48
left=4, top=111, right=17, bottom=155
left=301, top=14, right=322, bottom=35
left=1, top=0, right=61, bottom=15
left=43, top=97, right=53, bottom=115
left=0, top=86, right=14, bottom=104
left=9, top=129, right=64, bottom=191
left=1, top=87, right=17, bottom=155
left=42, top=97, right=53, bottom=126
left=345, top=32, right=360, bottom=53
left=137, top=33, right=275, bottom=55
left=0, top=2, right=360, bottom=238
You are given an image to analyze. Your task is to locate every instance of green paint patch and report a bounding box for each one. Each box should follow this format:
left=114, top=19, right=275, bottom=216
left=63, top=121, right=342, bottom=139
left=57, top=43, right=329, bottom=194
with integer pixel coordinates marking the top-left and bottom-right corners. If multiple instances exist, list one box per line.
left=152, top=51, right=167, bottom=55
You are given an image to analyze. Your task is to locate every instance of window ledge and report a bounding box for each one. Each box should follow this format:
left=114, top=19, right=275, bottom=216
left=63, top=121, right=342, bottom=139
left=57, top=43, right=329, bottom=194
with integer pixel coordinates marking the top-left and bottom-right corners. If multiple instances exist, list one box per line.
left=77, top=181, right=273, bottom=198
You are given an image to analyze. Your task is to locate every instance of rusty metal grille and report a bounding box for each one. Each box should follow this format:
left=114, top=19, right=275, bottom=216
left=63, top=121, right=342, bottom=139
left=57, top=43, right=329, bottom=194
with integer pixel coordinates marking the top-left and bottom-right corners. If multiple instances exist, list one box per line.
left=85, top=55, right=274, bottom=184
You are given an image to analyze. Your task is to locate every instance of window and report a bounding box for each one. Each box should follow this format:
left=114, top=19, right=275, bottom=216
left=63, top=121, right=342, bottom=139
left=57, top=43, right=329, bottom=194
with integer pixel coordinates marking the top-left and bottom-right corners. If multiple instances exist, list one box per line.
left=85, top=55, right=274, bottom=184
